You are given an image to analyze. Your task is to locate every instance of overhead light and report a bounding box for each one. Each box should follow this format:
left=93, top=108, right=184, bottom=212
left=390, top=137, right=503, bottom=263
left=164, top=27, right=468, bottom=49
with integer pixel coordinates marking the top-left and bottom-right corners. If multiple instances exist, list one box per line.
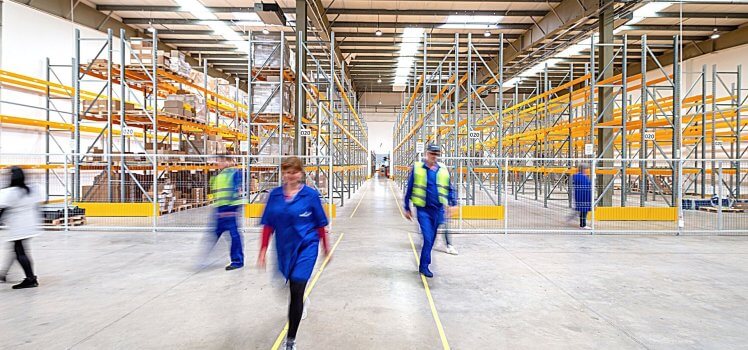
left=147, top=25, right=156, bottom=33
left=375, top=29, right=383, bottom=36
left=177, top=0, right=248, bottom=54
left=484, top=30, right=491, bottom=37
left=377, top=77, right=382, bottom=83
left=378, top=100, right=382, bottom=105
left=711, top=29, right=720, bottom=40
left=440, top=15, right=504, bottom=29
left=262, top=28, right=270, bottom=35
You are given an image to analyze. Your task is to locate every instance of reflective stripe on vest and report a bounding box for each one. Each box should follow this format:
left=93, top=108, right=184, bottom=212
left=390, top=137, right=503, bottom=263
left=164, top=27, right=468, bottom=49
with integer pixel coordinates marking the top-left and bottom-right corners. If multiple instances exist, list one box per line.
left=411, top=161, right=450, bottom=207
left=210, top=169, right=241, bottom=206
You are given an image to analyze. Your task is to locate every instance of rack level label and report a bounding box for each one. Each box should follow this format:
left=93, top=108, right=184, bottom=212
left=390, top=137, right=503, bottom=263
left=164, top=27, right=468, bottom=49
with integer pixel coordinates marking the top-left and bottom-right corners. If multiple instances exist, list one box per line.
left=584, top=144, right=594, bottom=156
left=300, top=129, right=312, bottom=137
left=416, top=142, right=425, bottom=153
left=122, top=127, right=135, bottom=137
left=643, top=132, right=655, bottom=141
left=469, top=130, right=480, bottom=139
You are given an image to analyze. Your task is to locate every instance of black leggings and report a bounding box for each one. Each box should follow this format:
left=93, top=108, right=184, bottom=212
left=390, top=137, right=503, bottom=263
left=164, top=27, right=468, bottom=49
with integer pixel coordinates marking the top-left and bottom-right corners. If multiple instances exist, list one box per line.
left=288, top=280, right=308, bottom=339
left=13, top=240, right=34, bottom=279
left=579, top=211, right=588, bottom=228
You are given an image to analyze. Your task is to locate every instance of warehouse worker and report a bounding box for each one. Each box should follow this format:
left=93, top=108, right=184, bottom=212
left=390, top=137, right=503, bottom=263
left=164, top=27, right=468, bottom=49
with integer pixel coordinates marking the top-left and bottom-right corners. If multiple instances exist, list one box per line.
left=0, top=167, right=42, bottom=289
left=403, top=143, right=457, bottom=278
left=209, top=154, right=244, bottom=270
left=571, top=163, right=592, bottom=230
left=258, top=156, right=330, bottom=350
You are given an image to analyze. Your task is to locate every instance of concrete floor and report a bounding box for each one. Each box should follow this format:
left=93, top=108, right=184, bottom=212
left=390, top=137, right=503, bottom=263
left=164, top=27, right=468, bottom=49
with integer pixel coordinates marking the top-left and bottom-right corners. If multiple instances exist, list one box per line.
left=2, top=177, right=748, bottom=349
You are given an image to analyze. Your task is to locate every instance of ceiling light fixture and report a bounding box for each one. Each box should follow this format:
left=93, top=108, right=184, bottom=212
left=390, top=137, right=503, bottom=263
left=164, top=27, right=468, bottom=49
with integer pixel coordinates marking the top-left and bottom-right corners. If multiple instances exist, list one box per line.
left=484, top=30, right=491, bottom=37
left=376, top=29, right=383, bottom=36
left=377, top=76, right=382, bottom=83
left=262, top=28, right=270, bottom=35
left=710, top=19, right=720, bottom=40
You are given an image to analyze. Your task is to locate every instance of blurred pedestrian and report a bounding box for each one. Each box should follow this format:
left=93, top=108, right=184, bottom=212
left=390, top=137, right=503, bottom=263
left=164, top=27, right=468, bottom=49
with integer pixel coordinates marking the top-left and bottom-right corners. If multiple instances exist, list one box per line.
left=403, top=143, right=457, bottom=277
left=258, top=156, right=330, bottom=350
left=208, top=154, right=244, bottom=270
left=0, top=167, right=42, bottom=289
left=572, top=163, right=592, bottom=230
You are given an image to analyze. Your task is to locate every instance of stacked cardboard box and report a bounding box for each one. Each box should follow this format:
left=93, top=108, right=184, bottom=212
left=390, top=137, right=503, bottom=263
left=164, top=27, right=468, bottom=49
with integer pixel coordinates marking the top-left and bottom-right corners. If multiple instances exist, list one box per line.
left=82, top=100, right=136, bottom=114
left=130, top=39, right=165, bottom=66
left=168, top=50, right=191, bottom=78
left=162, top=98, right=196, bottom=119
left=253, top=33, right=291, bottom=68
left=252, top=83, right=293, bottom=114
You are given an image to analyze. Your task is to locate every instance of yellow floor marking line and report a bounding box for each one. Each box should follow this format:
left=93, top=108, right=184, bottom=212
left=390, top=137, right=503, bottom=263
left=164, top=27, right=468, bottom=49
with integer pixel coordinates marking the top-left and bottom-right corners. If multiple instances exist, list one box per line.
left=387, top=181, right=451, bottom=350
left=270, top=231, right=346, bottom=350
left=349, top=179, right=370, bottom=218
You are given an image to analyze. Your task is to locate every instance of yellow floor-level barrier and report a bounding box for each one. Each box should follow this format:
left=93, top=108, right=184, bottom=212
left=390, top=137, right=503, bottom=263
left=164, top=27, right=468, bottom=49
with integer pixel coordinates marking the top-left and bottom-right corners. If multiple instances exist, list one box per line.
left=593, top=207, right=678, bottom=221
left=458, top=205, right=505, bottom=220
left=75, top=202, right=155, bottom=217
left=245, top=203, right=337, bottom=219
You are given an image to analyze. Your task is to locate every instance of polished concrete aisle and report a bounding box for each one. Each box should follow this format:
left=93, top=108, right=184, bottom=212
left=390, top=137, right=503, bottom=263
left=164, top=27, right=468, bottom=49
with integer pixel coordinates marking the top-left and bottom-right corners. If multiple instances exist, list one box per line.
left=1, top=177, right=747, bottom=349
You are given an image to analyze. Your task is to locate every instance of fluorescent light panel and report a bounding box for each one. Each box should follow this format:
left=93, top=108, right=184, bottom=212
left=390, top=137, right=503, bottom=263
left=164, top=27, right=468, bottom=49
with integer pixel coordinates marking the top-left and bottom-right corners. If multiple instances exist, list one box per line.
left=439, top=15, right=504, bottom=29
left=176, top=0, right=248, bottom=54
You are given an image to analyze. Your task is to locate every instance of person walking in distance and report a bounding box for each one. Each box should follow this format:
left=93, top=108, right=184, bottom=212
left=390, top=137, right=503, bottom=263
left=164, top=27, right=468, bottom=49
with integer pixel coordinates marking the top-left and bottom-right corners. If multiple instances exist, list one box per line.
left=572, top=163, right=592, bottom=230
left=208, top=154, right=244, bottom=270
left=403, top=143, right=457, bottom=278
left=0, top=167, right=42, bottom=289
left=258, top=157, right=330, bottom=350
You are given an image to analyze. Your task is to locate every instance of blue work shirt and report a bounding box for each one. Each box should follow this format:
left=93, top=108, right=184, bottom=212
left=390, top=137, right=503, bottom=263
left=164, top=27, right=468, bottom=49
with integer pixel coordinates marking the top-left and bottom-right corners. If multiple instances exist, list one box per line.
left=403, top=161, right=457, bottom=212
left=215, top=168, right=243, bottom=214
left=572, top=171, right=591, bottom=212
left=260, top=185, right=329, bottom=281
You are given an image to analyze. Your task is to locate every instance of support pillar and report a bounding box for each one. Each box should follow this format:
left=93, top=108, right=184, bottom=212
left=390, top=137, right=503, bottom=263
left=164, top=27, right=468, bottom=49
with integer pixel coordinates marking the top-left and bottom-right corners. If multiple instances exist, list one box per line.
left=596, top=0, right=615, bottom=207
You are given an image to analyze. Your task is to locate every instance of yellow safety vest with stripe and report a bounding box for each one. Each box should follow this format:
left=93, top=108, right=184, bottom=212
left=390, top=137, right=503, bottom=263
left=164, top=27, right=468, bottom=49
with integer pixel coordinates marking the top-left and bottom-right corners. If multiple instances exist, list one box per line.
left=210, top=168, right=241, bottom=207
left=411, top=161, right=450, bottom=207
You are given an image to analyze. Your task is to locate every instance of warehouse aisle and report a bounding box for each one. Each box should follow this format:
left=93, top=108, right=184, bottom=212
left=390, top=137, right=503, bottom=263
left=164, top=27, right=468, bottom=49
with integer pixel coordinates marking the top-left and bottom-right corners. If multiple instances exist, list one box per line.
left=297, top=176, right=445, bottom=349
left=2, top=177, right=748, bottom=349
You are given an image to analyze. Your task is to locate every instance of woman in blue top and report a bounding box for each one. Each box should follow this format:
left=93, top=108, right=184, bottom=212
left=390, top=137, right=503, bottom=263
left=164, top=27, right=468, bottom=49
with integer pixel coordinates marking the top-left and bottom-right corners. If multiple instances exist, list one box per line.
left=258, top=157, right=329, bottom=350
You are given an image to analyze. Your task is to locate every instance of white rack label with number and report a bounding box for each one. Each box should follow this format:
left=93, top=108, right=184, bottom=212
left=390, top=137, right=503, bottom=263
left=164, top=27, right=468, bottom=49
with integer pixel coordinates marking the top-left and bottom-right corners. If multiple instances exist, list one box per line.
left=469, top=131, right=480, bottom=139
left=643, top=132, right=655, bottom=141
left=122, top=127, right=135, bottom=137
left=300, top=129, right=312, bottom=137
left=416, top=142, right=425, bottom=153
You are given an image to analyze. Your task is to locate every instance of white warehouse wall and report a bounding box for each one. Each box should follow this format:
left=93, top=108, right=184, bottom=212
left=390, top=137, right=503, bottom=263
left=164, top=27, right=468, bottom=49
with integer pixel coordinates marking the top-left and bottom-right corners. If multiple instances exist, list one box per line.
left=0, top=1, right=128, bottom=155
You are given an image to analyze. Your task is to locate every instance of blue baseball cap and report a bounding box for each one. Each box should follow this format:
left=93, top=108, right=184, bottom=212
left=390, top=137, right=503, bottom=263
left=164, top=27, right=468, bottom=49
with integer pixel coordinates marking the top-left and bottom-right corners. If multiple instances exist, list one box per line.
left=426, top=143, right=441, bottom=153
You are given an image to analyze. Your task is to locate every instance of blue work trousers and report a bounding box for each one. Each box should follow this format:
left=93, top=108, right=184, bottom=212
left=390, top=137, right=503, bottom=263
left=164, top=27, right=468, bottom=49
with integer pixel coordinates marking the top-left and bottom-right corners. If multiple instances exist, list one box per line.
left=416, top=207, right=442, bottom=270
left=214, top=215, right=244, bottom=267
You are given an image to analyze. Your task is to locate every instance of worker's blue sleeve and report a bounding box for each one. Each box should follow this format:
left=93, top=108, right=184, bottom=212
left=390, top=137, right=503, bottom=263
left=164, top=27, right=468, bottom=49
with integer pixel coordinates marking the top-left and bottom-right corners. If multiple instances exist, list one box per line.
left=447, top=177, right=457, bottom=207
left=403, top=166, right=415, bottom=211
left=310, top=192, right=330, bottom=228
left=233, top=169, right=243, bottom=194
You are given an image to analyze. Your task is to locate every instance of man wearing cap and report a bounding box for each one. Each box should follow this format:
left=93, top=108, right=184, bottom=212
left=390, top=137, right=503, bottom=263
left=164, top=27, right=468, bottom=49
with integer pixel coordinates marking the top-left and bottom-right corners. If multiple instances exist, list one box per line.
left=403, top=143, right=457, bottom=278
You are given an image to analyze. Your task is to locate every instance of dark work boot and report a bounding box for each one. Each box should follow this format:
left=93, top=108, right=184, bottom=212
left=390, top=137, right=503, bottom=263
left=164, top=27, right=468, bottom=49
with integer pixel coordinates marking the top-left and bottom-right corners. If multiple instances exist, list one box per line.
left=12, top=276, right=38, bottom=289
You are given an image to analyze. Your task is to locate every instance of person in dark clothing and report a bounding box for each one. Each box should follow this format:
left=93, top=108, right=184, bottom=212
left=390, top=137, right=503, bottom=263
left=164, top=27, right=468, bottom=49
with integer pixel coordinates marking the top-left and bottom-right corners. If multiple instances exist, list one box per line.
left=0, top=167, right=42, bottom=289
left=571, top=163, right=592, bottom=230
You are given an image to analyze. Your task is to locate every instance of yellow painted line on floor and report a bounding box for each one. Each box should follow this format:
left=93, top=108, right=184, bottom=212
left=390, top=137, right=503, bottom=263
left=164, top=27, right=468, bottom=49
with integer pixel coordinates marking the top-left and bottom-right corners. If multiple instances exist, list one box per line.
left=270, top=231, right=346, bottom=350
left=387, top=181, right=451, bottom=350
left=349, top=180, right=370, bottom=218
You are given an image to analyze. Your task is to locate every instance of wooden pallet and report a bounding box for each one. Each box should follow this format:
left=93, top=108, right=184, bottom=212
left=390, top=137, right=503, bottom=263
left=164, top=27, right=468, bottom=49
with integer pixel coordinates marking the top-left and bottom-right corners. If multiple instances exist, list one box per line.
left=699, top=206, right=745, bottom=213
left=175, top=204, right=193, bottom=212
left=43, top=215, right=87, bottom=227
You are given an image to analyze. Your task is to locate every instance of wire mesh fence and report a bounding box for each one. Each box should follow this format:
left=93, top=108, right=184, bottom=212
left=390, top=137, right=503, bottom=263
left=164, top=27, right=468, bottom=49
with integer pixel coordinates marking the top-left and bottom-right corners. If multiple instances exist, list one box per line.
left=0, top=153, right=338, bottom=232
left=394, top=156, right=748, bottom=235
